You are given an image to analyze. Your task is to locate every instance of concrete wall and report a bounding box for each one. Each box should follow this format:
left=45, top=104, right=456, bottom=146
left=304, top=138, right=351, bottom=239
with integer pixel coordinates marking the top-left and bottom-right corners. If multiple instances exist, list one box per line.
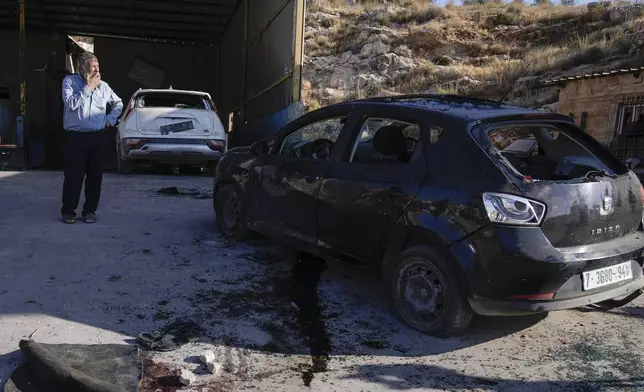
left=558, top=73, right=644, bottom=145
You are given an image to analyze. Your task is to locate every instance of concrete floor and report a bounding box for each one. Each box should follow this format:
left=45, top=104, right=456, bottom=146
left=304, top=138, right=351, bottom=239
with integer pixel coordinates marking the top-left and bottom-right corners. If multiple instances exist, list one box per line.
left=1, top=171, right=644, bottom=392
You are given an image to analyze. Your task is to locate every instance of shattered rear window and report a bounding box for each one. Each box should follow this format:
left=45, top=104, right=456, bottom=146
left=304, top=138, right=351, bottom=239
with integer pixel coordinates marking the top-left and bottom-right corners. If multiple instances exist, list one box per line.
left=138, top=93, right=211, bottom=110
left=485, top=124, right=626, bottom=181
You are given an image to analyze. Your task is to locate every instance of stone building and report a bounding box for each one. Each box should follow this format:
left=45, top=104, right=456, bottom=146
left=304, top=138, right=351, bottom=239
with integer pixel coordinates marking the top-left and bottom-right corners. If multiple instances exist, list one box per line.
left=542, top=67, right=644, bottom=147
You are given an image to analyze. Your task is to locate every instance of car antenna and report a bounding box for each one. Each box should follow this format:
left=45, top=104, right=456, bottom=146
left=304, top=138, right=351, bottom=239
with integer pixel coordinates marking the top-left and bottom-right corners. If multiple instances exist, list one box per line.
left=498, top=61, right=531, bottom=103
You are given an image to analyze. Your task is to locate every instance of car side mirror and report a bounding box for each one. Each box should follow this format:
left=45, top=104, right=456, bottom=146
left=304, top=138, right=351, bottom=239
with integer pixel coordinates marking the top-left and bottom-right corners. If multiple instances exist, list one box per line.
left=251, top=140, right=269, bottom=156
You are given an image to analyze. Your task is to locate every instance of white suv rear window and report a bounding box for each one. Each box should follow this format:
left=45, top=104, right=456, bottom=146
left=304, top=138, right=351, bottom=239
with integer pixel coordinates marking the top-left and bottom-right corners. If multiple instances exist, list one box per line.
left=137, top=93, right=211, bottom=110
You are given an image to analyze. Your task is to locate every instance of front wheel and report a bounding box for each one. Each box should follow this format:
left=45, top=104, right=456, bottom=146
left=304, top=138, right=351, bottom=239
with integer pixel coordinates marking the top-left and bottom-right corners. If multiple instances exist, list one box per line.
left=214, top=183, right=250, bottom=241
left=389, top=246, right=473, bottom=337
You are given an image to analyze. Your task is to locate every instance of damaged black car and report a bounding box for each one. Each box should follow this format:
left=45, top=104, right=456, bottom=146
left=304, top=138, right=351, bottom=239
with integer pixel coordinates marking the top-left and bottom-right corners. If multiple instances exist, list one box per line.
left=213, top=95, right=644, bottom=337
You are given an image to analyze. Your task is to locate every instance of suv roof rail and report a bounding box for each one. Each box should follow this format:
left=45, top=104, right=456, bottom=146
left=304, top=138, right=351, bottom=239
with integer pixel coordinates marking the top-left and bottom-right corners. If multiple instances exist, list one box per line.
left=352, top=94, right=506, bottom=107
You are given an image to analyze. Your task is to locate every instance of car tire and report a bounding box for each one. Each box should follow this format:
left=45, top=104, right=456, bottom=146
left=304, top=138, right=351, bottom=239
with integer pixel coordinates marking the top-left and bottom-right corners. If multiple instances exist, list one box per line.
left=214, top=183, right=250, bottom=241
left=389, top=245, right=473, bottom=337
left=116, top=142, right=133, bottom=175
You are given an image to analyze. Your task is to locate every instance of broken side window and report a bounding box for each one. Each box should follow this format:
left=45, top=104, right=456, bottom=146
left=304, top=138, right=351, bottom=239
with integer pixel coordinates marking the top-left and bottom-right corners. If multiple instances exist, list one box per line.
left=351, top=117, right=423, bottom=164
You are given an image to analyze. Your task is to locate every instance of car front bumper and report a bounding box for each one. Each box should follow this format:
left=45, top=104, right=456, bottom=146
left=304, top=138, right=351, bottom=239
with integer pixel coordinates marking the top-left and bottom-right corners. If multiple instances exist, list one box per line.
left=451, top=225, right=644, bottom=316
left=125, top=142, right=221, bottom=164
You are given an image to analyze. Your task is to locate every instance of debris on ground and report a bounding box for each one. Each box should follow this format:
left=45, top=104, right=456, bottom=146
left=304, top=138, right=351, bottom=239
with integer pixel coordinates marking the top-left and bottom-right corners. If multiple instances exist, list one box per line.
left=207, top=361, right=223, bottom=376
left=137, top=319, right=204, bottom=352
left=240, top=250, right=287, bottom=264
left=4, top=340, right=140, bottom=392
left=179, top=368, right=196, bottom=386
left=199, top=350, right=216, bottom=364
left=156, top=186, right=211, bottom=199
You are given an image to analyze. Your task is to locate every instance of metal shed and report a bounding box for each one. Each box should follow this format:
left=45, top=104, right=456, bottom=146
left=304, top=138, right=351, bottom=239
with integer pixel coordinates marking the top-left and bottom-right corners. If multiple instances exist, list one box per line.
left=0, top=0, right=305, bottom=167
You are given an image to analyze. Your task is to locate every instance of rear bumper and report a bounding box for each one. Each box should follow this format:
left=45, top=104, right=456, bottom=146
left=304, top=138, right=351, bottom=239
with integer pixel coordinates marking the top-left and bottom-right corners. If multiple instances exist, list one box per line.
left=449, top=225, right=644, bottom=315
left=125, top=143, right=221, bottom=164
left=469, top=276, right=644, bottom=316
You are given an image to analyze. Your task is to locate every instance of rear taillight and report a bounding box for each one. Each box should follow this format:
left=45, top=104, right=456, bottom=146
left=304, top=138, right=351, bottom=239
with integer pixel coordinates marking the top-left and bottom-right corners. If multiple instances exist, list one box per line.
left=123, top=138, right=147, bottom=151
left=207, top=140, right=225, bottom=152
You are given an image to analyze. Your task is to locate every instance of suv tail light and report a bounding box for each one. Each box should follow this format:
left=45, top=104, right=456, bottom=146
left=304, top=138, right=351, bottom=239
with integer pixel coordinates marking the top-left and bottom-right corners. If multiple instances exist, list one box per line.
left=123, top=138, right=147, bottom=152
left=207, top=140, right=225, bottom=152
left=483, top=192, right=546, bottom=226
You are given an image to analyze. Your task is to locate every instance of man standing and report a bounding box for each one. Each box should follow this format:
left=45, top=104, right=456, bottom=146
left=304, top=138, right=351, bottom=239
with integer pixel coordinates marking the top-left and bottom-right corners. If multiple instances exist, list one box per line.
left=61, top=52, right=122, bottom=224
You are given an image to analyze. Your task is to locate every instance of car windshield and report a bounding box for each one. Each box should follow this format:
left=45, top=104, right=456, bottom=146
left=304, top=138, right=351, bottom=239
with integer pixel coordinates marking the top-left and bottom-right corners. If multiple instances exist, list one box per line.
left=137, top=93, right=211, bottom=110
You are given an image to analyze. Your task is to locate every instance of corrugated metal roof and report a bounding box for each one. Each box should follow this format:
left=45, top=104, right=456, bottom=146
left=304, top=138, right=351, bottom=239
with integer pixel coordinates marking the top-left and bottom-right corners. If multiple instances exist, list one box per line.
left=540, top=67, right=644, bottom=86
left=0, top=0, right=241, bottom=45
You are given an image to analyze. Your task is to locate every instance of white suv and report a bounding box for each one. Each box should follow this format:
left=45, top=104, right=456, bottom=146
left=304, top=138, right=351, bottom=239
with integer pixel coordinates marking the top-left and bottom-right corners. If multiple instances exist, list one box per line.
left=116, top=88, right=226, bottom=174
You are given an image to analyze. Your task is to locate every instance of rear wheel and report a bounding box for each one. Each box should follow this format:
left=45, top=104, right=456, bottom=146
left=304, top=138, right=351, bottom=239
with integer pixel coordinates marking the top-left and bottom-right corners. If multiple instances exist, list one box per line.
left=389, top=246, right=473, bottom=337
left=116, top=142, right=133, bottom=175
left=214, top=183, right=250, bottom=241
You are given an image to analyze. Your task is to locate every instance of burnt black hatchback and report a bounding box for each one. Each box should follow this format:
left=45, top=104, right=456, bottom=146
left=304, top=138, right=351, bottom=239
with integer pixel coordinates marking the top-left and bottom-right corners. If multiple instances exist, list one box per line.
left=213, top=95, right=644, bottom=336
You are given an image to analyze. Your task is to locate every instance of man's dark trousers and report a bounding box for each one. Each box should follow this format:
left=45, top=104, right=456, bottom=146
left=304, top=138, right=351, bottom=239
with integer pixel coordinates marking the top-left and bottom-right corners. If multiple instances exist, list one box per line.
left=61, top=130, right=106, bottom=217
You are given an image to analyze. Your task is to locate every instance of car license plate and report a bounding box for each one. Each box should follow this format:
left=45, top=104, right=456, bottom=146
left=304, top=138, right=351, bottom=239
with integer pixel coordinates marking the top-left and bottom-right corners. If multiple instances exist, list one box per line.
left=582, top=261, right=633, bottom=291
left=160, top=121, right=193, bottom=134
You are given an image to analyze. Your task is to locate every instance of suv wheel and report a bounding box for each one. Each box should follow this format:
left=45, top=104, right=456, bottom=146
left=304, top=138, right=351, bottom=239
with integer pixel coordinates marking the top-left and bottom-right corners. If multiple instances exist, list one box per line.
left=116, top=142, right=133, bottom=175
left=214, top=184, right=250, bottom=241
left=389, top=246, right=473, bottom=337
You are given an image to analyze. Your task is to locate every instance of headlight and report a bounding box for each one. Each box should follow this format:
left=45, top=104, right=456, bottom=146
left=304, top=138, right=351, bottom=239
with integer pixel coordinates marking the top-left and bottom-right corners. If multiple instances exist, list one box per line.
left=482, top=192, right=546, bottom=226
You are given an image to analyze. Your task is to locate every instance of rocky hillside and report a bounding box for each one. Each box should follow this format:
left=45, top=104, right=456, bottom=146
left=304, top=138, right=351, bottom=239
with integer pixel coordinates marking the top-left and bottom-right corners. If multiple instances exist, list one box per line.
left=302, top=0, right=644, bottom=111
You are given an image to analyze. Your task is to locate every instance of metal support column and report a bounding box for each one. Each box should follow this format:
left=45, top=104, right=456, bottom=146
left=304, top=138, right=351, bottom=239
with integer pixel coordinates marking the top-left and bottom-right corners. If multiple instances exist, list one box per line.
left=240, top=0, right=248, bottom=126
left=292, top=0, right=305, bottom=103
left=17, top=0, right=26, bottom=147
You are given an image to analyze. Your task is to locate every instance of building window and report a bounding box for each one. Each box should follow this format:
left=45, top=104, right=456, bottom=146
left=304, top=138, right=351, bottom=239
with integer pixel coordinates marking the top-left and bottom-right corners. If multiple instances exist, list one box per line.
left=616, top=96, right=644, bottom=135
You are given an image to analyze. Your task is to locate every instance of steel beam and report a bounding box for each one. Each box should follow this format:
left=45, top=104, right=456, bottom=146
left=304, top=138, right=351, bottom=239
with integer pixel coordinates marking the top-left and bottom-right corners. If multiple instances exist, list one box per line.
left=38, top=4, right=227, bottom=25
left=292, top=0, right=305, bottom=103
left=42, top=0, right=235, bottom=17
left=18, top=0, right=25, bottom=147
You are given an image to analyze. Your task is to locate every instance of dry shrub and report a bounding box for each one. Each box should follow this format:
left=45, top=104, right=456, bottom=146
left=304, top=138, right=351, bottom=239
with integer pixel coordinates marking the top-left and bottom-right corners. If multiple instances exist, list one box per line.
left=389, top=3, right=445, bottom=24
left=486, top=11, right=522, bottom=27
left=407, top=25, right=444, bottom=56
left=508, top=2, right=525, bottom=12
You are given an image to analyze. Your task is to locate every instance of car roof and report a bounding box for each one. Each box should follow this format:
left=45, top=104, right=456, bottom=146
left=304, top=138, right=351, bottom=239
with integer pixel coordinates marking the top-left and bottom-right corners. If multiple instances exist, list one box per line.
left=133, top=89, right=212, bottom=98
left=328, top=94, right=572, bottom=123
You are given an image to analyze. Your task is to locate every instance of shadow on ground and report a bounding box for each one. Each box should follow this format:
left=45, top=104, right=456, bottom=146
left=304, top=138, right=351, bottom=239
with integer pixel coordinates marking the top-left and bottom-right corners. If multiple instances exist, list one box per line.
left=340, top=363, right=644, bottom=392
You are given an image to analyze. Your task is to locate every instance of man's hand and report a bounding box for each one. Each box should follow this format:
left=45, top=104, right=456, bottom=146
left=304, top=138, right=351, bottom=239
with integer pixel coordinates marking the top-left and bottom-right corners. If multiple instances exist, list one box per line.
left=85, top=71, right=101, bottom=91
left=105, top=120, right=111, bottom=129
